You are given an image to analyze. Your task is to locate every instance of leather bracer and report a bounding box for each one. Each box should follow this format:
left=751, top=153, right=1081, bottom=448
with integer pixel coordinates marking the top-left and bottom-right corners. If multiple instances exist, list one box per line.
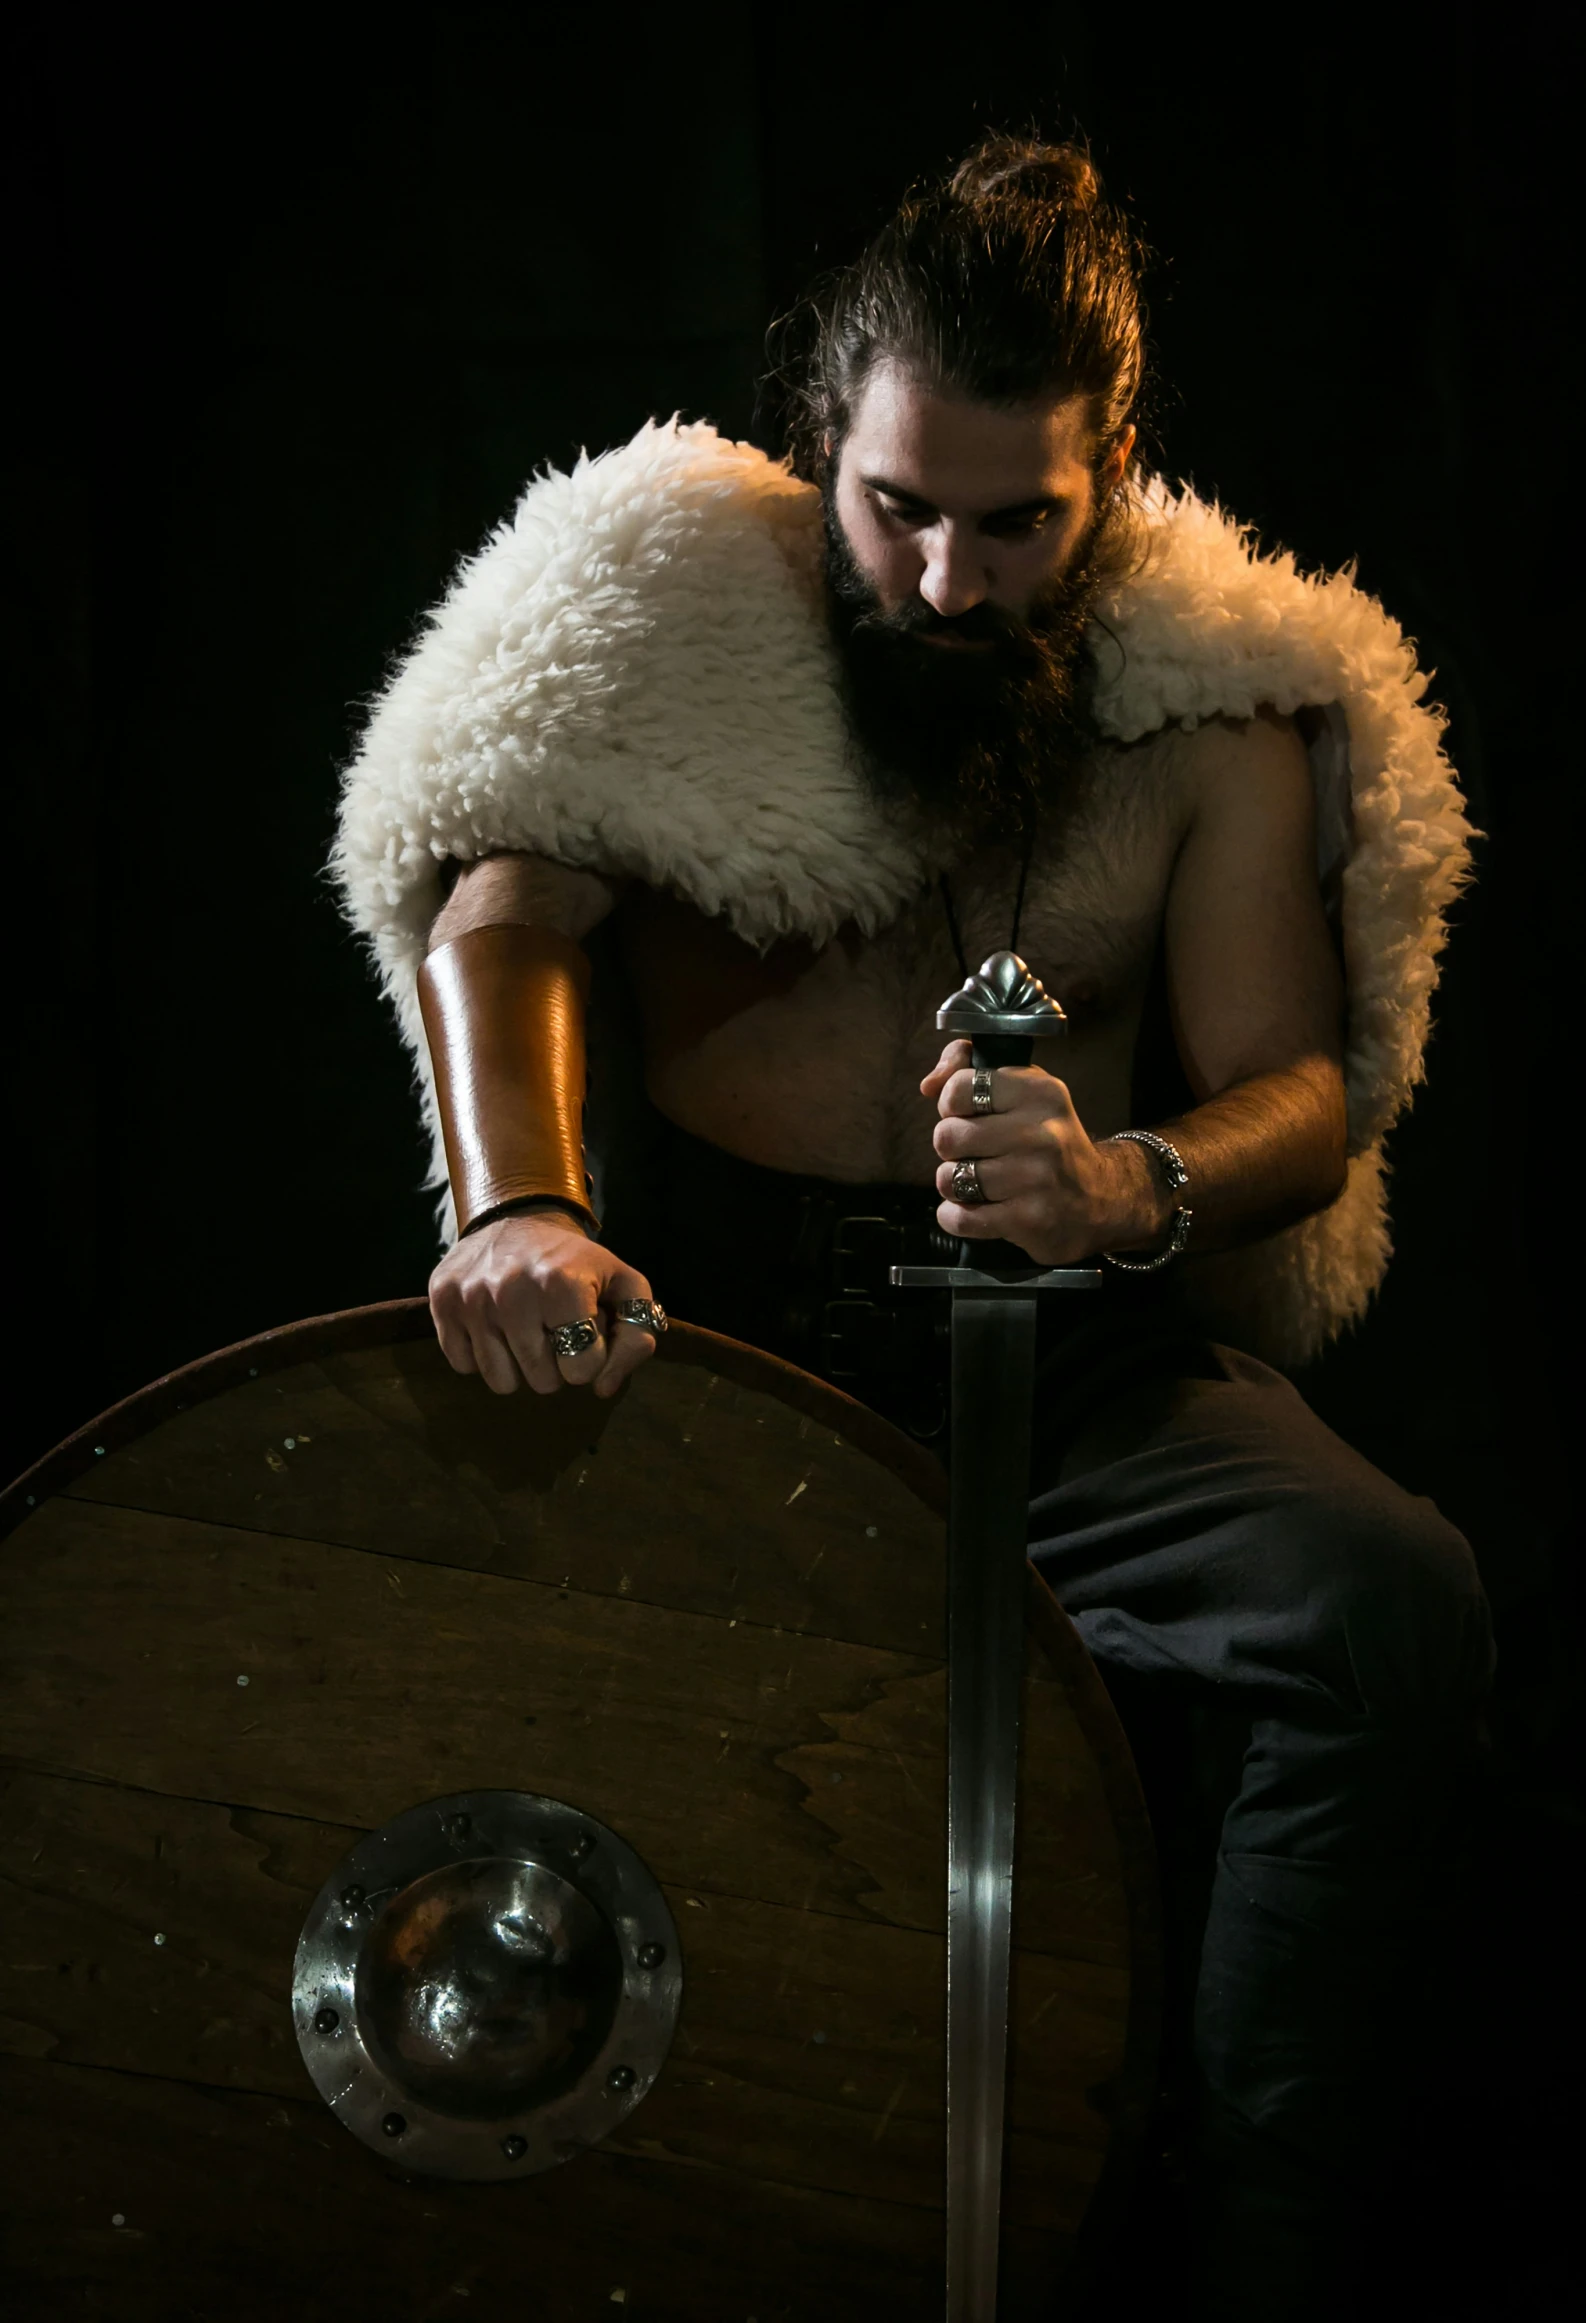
left=417, top=922, right=596, bottom=1237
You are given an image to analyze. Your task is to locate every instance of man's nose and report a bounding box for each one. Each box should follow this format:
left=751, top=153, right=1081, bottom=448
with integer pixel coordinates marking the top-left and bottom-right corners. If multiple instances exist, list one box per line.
left=918, top=524, right=990, bottom=619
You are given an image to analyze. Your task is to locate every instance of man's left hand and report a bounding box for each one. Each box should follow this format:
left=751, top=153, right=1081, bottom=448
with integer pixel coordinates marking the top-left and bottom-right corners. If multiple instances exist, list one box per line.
left=923, top=1040, right=1162, bottom=1263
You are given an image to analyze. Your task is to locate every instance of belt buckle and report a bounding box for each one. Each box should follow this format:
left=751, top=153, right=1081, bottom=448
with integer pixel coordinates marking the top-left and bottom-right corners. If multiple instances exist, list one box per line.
left=822, top=1219, right=899, bottom=1382
left=830, top=1215, right=903, bottom=1297
left=821, top=1296, right=874, bottom=1383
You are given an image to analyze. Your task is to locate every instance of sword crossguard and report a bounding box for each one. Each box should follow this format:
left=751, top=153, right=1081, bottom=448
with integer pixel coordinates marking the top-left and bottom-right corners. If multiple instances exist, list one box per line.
left=889, top=1264, right=1102, bottom=1290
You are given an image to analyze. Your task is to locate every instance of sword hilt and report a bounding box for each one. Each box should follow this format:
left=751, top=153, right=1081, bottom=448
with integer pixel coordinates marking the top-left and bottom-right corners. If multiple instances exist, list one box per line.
left=895, top=947, right=1104, bottom=1291
left=937, top=951, right=1069, bottom=1272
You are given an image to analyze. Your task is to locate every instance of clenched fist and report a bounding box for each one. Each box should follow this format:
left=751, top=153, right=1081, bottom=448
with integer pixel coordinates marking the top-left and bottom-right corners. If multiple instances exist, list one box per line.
left=923, top=1041, right=1163, bottom=1264
left=429, top=1209, right=661, bottom=1398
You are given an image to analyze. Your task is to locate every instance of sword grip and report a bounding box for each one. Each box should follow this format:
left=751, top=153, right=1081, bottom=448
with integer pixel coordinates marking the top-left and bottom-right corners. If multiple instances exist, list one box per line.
left=970, top=1033, right=1033, bottom=1073
left=962, top=1035, right=1035, bottom=1268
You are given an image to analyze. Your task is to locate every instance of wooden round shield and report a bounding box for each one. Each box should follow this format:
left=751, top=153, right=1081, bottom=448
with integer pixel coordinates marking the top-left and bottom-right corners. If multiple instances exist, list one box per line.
left=0, top=1302, right=1158, bottom=2321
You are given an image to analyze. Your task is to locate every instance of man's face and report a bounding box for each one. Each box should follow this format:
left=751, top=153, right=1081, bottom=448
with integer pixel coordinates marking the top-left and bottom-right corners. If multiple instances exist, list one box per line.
left=832, top=363, right=1108, bottom=624
left=824, top=363, right=1133, bottom=836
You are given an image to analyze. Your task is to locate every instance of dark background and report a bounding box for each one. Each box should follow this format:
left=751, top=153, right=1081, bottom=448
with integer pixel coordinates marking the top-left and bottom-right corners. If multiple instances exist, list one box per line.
left=7, top=5, right=1575, bottom=2313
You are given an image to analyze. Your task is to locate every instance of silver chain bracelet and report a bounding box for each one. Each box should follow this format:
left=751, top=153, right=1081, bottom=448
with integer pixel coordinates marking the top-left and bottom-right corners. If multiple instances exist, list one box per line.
left=1101, top=1130, right=1193, bottom=1273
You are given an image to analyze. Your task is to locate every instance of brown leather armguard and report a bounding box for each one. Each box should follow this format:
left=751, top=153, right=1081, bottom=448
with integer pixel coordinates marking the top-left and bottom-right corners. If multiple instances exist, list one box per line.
left=417, top=923, right=596, bottom=1236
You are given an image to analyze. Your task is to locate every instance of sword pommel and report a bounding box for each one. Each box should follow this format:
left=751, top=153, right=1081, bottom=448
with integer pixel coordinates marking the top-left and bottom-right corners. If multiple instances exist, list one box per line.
left=936, top=950, right=1065, bottom=1040
left=937, top=950, right=1065, bottom=1071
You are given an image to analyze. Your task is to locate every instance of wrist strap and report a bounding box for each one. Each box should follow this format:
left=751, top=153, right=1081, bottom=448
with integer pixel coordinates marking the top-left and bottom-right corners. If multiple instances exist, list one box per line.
left=459, top=1196, right=591, bottom=1242
left=418, top=922, right=598, bottom=1237
left=1101, top=1130, right=1192, bottom=1273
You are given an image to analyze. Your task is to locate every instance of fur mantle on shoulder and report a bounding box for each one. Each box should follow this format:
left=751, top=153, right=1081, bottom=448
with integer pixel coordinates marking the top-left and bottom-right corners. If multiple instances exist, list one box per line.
left=332, top=418, right=1472, bottom=1367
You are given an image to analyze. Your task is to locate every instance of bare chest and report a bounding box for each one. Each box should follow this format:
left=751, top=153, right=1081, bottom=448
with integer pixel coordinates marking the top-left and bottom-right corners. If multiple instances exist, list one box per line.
left=622, top=737, right=1187, bottom=1183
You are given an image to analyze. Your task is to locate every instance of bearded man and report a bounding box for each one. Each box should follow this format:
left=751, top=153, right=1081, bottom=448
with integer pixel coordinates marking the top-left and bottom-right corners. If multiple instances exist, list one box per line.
left=334, top=139, right=1492, bottom=2319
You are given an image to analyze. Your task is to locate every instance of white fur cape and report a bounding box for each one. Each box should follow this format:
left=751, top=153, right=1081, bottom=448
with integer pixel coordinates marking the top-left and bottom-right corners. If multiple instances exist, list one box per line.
left=332, top=418, right=1472, bottom=1367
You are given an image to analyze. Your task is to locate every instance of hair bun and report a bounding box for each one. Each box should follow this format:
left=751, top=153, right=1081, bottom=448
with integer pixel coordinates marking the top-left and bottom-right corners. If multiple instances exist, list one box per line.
left=950, top=136, right=1100, bottom=215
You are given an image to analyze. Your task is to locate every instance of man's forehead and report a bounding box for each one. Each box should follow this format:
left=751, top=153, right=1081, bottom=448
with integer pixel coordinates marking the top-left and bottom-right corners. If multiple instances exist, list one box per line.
left=841, top=362, right=1093, bottom=508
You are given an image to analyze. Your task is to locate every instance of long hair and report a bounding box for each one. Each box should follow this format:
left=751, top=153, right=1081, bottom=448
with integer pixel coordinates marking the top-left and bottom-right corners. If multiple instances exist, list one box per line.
left=767, top=134, right=1152, bottom=487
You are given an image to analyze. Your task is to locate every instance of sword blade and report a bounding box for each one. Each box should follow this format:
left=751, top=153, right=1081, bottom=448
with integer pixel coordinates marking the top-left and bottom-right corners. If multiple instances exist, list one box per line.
left=945, top=1285, right=1038, bottom=2321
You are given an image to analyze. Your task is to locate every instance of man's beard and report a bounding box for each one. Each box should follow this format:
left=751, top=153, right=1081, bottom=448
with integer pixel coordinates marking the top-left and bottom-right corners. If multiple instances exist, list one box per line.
left=823, top=484, right=1112, bottom=843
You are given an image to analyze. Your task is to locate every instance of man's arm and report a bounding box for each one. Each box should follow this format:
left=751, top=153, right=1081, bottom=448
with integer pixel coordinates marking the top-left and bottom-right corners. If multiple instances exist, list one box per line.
left=927, top=710, right=1348, bottom=1260
left=1131, top=705, right=1348, bottom=1246
left=428, top=852, right=616, bottom=951
left=424, top=853, right=662, bottom=1398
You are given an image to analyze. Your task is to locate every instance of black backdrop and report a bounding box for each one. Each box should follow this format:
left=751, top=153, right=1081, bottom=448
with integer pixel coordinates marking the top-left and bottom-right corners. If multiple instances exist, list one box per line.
left=7, top=7, right=1575, bottom=2313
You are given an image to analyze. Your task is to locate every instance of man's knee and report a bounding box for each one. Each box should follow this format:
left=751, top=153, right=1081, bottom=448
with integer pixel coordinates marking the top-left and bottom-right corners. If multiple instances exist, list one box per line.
left=1294, top=1476, right=1493, bottom=1721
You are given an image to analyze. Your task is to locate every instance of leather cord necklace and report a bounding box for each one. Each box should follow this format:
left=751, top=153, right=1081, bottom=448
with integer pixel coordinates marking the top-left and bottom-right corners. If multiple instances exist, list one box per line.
left=938, top=818, right=1039, bottom=983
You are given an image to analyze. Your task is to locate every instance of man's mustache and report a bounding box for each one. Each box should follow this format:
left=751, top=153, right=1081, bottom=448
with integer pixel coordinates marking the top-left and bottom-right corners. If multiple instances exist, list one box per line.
left=847, top=594, right=1042, bottom=654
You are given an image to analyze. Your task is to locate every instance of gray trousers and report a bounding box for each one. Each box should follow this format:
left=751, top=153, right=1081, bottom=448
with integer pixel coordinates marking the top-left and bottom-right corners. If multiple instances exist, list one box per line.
left=1027, top=1310, right=1494, bottom=2317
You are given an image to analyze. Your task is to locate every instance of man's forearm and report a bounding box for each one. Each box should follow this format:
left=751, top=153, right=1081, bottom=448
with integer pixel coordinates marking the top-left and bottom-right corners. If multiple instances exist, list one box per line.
left=1107, top=1056, right=1348, bottom=1256
left=418, top=851, right=620, bottom=1238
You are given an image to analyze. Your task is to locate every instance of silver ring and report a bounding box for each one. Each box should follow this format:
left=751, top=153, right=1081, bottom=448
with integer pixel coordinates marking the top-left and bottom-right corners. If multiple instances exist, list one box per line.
left=971, top=1068, right=995, bottom=1115
left=949, top=1159, right=988, bottom=1206
left=612, top=1299, right=668, bottom=1335
left=546, top=1315, right=602, bottom=1359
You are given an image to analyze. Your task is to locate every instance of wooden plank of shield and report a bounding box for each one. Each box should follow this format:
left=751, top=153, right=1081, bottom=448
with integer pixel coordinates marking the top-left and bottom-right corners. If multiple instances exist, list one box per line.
left=0, top=1301, right=1160, bottom=2323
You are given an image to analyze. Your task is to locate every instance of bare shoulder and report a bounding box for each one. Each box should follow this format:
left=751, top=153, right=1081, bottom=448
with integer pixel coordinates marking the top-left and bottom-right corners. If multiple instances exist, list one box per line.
left=1173, top=706, right=1315, bottom=821
left=1074, top=715, right=1197, bottom=845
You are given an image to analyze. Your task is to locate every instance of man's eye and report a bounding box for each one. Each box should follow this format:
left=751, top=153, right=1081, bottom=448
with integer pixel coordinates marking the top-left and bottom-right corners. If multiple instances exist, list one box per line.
left=985, top=513, right=1047, bottom=541
left=876, top=495, right=928, bottom=524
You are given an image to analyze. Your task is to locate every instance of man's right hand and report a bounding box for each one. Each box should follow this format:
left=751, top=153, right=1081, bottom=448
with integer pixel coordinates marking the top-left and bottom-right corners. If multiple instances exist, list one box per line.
left=428, top=1210, right=660, bottom=1399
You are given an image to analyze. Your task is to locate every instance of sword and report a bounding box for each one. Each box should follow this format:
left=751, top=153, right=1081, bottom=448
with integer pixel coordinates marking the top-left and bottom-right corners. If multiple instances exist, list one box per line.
left=891, top=952, right=1102, bottom=2322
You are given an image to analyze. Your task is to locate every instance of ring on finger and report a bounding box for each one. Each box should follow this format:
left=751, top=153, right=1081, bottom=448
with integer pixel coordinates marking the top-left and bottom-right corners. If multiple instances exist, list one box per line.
left=971, top=1068, right=995, bottom=1115
left=612, top=1298, right=667, bottom=1334
left=546, top=1314, right=602, bottom=1359
left=949, top=1159, right=989, bottom=1207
